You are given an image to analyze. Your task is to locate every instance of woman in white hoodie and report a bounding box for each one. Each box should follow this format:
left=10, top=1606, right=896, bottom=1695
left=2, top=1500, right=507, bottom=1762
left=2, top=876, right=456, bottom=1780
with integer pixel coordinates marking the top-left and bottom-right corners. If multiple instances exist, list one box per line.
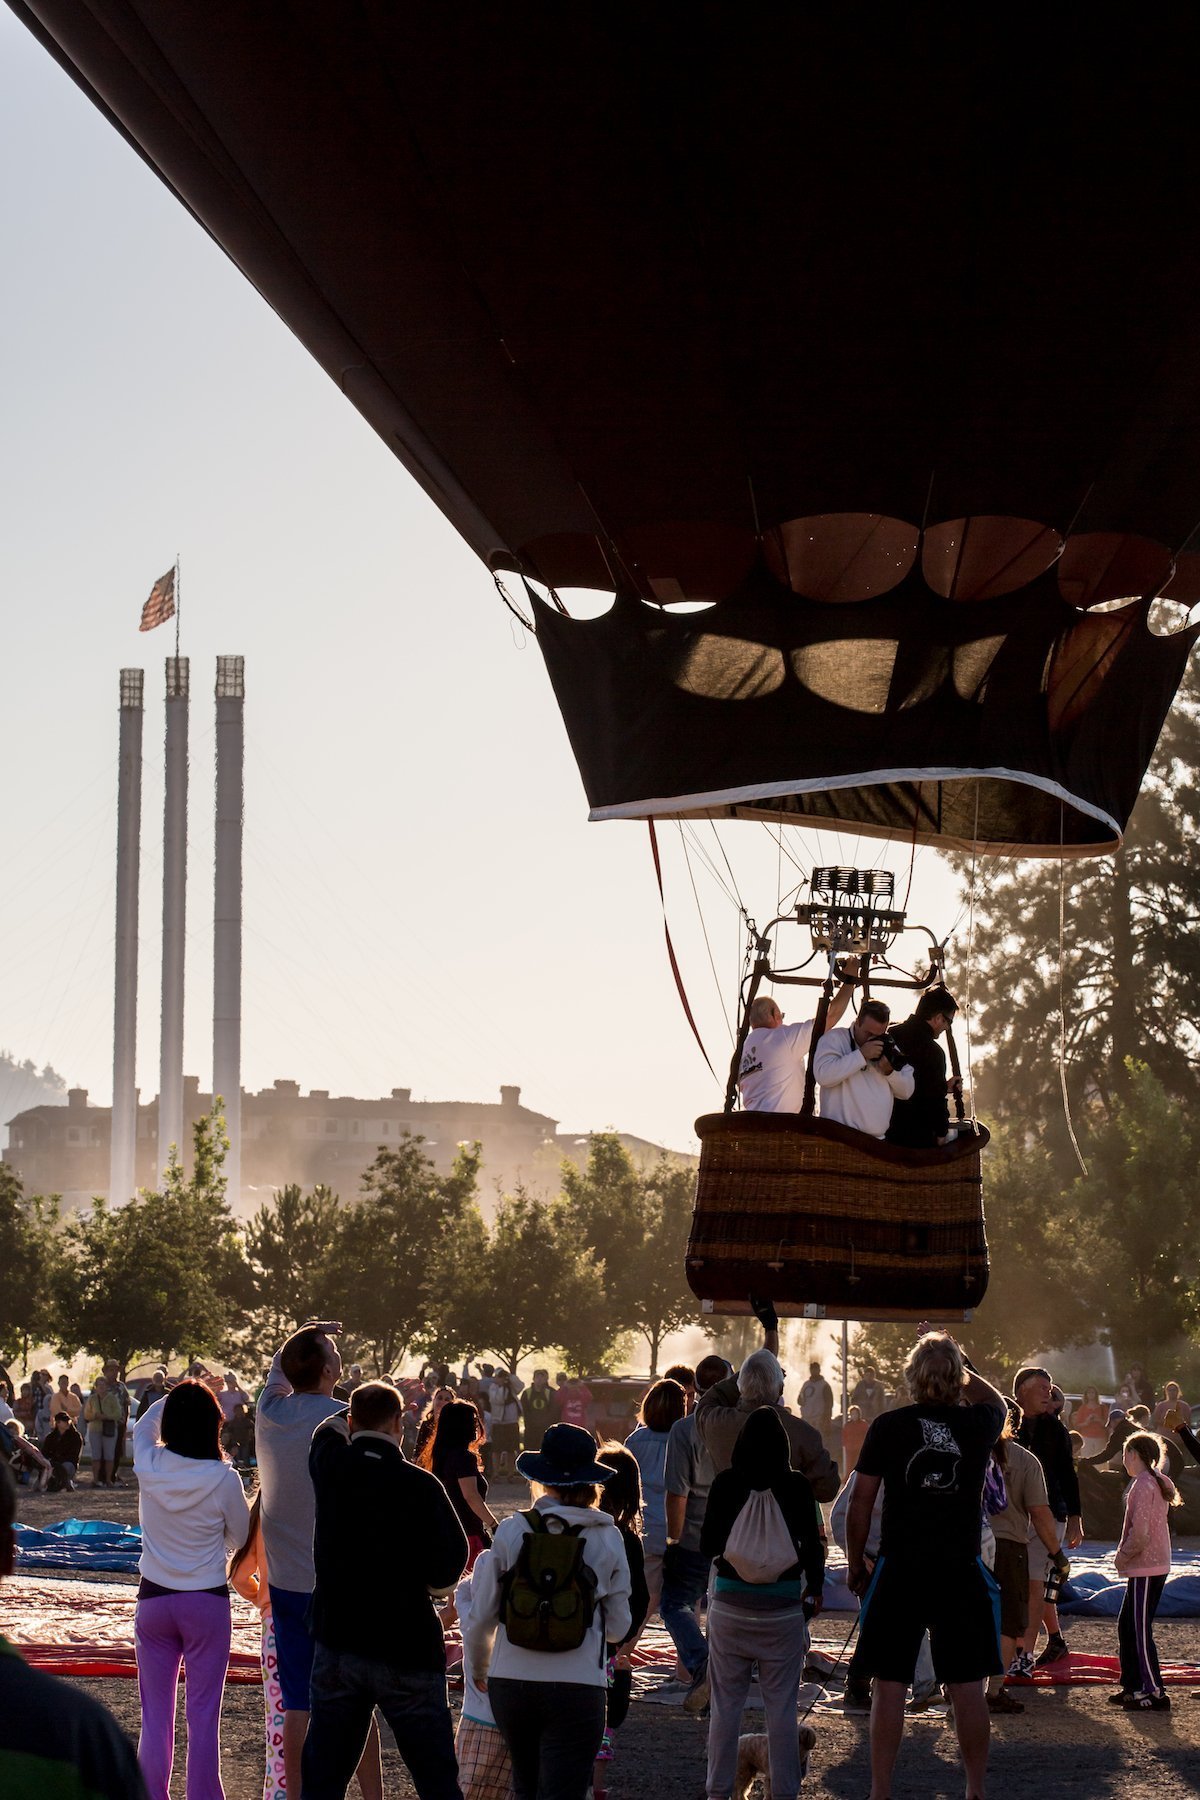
left=133, top=1377, right=251, bottom=1799
left=464, top=1423, right=632, bottom=1800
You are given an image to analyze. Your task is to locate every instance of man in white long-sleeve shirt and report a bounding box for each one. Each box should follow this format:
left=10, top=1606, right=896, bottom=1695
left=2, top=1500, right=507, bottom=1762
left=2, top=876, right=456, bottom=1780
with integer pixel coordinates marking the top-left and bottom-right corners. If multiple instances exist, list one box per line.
left=814, top=998, right=915, bottom=1137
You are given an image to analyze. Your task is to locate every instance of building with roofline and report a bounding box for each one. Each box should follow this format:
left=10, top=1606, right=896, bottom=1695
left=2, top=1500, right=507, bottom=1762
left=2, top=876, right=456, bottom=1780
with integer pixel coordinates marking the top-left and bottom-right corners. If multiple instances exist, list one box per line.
left=3, top=1079, right=679, bottom=1215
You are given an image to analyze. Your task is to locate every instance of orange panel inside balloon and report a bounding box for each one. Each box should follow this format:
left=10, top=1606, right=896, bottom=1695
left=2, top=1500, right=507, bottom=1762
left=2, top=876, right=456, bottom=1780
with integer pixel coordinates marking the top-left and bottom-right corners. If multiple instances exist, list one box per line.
left=619, top=521, right=756, bottom=605
left=1057, top=533, right=1173, bottom=609
left=763, top=514, right=918, bottom=601
left=923, top=518, right=1062, bottom=600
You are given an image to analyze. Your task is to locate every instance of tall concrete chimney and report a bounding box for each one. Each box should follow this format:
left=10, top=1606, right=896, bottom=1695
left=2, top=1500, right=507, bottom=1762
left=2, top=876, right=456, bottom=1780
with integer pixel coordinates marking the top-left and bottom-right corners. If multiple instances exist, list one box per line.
left=213, top=656, right=244, bottom=1204
left=110, top=668, right=144, bottom=1204
left=158, top=656, right=189, bottom=1170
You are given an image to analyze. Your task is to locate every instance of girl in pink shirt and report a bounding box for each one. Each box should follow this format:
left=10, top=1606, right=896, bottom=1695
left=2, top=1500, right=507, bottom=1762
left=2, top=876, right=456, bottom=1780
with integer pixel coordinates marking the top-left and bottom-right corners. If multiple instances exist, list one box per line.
left=1113, top=1432, right=1180, bottom=1710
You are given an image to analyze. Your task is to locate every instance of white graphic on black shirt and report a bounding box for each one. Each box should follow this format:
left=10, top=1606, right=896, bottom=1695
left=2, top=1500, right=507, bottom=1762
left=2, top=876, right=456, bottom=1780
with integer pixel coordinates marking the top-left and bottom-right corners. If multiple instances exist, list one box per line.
left=905, top=1417, right=963, bottom=1493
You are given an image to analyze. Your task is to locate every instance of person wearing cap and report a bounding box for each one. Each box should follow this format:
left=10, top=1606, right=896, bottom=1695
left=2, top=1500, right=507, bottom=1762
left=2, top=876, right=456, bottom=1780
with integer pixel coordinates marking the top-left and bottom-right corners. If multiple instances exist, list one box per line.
left=886, top=986, right=961, bottom=1148
left=464, top=1422, right=633, bottom=1800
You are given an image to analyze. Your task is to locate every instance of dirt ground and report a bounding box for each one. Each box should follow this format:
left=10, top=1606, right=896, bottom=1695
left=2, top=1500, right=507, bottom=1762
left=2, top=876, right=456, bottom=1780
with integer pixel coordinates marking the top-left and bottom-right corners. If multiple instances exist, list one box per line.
left=9, top=1476, right=1200, bottom=1797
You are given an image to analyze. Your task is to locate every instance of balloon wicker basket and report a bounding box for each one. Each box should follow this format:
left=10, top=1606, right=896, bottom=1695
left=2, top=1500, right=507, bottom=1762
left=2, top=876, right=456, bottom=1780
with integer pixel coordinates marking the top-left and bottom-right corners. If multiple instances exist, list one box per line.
left=687, top=1113, right=989, bottom=1323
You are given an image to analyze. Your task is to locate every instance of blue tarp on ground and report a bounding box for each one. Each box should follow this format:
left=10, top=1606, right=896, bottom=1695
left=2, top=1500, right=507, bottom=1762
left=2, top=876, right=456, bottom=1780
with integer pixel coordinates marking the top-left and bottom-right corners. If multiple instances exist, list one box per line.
left=1058, top=1543, right=1200, bottom=1618
left=14, top=1517, right=142, bottom=1574
left=822, top=1544, right=1200, bottom=1618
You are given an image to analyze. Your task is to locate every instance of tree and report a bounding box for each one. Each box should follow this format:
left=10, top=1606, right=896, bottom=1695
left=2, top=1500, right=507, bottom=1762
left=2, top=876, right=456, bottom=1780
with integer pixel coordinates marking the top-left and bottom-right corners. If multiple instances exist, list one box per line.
left=850, top=1064, right=1200, bottom=1387
left=441, top=1188, right=618, bottom=1374
left=560, top=1134, right=699, bottom=1374
left=1065, top=1061, right=1200, bottom=1373
left=0, top=1164, right=60, bottom=1364
left=847, top=1134, right=1093, bottom=1388
left=327, top=1134, right=481, bottom=1373
left=560, top=1133, right=641, bottom=1276
left=243, top=1183, right=343, bottom=1355
left=608, top=1158, right=696, bottom=1376
left=960, top=663, right=1200, bottom=1146
left=51, top=1109, right=250, bottom=1373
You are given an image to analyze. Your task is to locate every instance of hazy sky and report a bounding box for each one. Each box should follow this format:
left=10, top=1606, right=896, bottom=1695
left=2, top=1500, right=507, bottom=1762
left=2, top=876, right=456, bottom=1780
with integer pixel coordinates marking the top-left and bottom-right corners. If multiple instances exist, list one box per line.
left=0, top=16, right=961, bottom=1155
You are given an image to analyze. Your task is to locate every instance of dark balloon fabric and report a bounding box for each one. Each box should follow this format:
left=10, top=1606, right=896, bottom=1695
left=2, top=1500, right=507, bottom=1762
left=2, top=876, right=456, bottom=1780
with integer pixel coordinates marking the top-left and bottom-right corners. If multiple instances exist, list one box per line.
left=12, top=4, right=1200, bottom=846
left=536, top=567, right=1197, bottom=853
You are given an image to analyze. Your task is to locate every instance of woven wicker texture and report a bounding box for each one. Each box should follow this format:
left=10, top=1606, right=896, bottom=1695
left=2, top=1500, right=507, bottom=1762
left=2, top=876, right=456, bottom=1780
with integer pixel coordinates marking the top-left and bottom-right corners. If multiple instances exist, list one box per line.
left=687, top=1113, right=989, bottom=1315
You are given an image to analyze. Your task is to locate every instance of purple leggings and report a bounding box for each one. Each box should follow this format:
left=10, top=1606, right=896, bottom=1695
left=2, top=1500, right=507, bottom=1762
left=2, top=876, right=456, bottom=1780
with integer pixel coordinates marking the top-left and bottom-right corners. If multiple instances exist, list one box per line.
left=136, top=1590, right=232, bottom=1799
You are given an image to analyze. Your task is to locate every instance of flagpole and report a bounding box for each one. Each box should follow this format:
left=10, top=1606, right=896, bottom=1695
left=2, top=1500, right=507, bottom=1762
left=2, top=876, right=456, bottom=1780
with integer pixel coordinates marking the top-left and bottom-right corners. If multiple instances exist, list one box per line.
left=175, top=553, right=181, bottom=657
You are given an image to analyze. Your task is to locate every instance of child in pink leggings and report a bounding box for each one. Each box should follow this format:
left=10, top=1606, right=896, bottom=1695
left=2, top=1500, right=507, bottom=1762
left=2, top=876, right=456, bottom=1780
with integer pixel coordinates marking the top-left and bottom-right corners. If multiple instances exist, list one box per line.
left=1113, top=1431, right=1180, bottom=1712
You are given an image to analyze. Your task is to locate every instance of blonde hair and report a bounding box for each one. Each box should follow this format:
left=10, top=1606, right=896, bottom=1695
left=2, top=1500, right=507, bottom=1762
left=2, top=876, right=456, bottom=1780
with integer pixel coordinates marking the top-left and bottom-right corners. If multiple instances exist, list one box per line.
left=904, top=1333, right=965, bottom=1407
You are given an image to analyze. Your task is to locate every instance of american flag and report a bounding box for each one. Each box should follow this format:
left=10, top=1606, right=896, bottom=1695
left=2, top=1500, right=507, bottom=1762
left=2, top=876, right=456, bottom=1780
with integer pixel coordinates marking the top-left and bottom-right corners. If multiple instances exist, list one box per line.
left=139, top=566, right=176, bottom=632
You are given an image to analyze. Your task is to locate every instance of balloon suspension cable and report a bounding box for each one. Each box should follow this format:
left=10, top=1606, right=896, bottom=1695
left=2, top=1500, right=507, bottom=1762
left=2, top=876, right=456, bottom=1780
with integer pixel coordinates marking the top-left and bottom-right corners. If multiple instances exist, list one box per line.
left=681, top=822, right=742, bottom=911
left=677, top=824, right=734, bottom=1041
left=708, top=821, right=746, bottom=915
left=725, top=918, right=773, bottom=1112
left=1058, top=810, right=1089, bottom=1177
left=801, top=947, right=838, bottom=1117
left=900, top=783, right=922, bottom=914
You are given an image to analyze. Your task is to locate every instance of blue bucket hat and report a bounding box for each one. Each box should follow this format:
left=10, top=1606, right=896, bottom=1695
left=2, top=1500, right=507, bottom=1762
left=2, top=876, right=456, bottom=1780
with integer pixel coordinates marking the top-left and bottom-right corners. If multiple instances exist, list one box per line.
left=515, top=1422, right=616, bottom=1487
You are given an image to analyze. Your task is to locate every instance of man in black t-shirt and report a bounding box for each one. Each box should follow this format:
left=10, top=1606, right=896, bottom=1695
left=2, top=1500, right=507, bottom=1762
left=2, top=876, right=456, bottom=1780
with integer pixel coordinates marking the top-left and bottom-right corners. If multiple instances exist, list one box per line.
left=847, top=1331, right=1005, bottom=1800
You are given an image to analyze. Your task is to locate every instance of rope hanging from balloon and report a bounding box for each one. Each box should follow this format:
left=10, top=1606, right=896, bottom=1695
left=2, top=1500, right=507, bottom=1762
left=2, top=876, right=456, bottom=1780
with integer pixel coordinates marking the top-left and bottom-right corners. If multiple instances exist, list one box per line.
left=647, top=819, right=719, bottom=1081
left=963, top=781, right=980, bottom=1121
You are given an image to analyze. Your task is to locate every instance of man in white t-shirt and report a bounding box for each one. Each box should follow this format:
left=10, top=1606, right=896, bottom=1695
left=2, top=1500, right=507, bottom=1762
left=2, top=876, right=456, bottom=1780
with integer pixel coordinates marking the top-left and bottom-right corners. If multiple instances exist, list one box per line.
left=737, top=960, right=859, bottom=1113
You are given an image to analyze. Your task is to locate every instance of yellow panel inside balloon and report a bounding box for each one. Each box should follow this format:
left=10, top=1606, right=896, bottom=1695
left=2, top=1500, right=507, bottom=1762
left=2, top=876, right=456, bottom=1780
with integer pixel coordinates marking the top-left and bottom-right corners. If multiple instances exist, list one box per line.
left=791, top=639, right=897, bottom=713
left=669, top=636, right=787, bottom=699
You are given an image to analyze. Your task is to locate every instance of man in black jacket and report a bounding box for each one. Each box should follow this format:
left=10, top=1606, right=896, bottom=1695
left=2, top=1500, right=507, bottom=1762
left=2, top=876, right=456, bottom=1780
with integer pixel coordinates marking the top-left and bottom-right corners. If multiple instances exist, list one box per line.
left=886, top=987, right=960, bottom=1149
left=1014, top=1366, right=1084, bottom=1672
left=302, top=1381, right=469, bottom=1800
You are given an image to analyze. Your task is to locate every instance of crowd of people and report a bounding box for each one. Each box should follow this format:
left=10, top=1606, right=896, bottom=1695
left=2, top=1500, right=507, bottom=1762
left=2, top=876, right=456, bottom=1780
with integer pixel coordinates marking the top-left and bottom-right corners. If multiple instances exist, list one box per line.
left=2, top=1317, right=1199, bottom=1800
left=0, top=1362, right=256, bottom=1491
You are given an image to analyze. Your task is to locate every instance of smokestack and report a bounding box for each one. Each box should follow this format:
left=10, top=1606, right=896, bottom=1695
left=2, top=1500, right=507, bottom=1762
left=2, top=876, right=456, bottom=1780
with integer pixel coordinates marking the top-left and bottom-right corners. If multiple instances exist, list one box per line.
left=110, top=668, right=144, bottom=1204
left=158, top=656, right=189, bottom=1170
left=213, top=656, right=244, bottom=1204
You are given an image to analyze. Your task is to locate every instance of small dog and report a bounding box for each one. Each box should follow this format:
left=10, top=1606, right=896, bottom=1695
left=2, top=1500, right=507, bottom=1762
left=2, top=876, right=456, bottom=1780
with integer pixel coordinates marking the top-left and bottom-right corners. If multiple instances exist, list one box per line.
left=734, top=1723, right=817, bottom=1797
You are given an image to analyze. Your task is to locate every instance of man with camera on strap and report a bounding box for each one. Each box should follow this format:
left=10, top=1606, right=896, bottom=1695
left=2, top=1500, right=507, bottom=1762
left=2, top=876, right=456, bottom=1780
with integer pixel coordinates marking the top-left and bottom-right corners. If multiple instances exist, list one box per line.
left=813, top=998, right=915, bottom=1138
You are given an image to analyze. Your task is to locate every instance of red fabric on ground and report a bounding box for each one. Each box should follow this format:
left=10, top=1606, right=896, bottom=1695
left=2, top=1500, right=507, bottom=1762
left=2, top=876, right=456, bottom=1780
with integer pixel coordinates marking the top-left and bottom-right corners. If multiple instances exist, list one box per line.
left=18, top=1644, right=263, bottom=1683
left=1008, top=1651, right=1199, bottom=1687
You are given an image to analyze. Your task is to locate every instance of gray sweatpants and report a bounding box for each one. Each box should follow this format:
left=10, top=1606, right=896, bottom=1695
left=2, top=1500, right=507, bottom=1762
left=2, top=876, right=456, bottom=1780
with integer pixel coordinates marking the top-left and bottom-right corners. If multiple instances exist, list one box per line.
left=706, top=1596, right=809, bottom=1800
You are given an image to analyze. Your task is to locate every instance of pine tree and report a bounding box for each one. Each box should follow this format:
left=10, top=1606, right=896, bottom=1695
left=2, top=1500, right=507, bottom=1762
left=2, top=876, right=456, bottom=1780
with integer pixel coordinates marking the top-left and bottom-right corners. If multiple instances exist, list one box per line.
left=960, top=664, right=1200, bottom=1148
